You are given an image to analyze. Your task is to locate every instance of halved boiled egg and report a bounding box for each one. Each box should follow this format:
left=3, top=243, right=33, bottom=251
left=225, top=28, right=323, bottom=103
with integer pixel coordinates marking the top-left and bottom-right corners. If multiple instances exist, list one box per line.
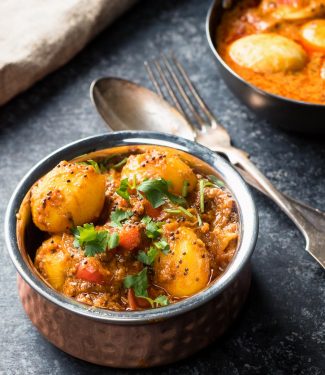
left=301, top=19, right=325, bottom=52
left=260, top=0, right=325, bottom=21
left=228, top=33, right=307, bottom=73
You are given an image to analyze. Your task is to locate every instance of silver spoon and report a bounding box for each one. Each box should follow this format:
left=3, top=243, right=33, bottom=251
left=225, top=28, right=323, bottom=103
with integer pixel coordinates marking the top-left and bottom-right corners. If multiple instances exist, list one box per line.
left=90, top=77, right=325, bottom=267
left=90, top=77, right=195, bottom=139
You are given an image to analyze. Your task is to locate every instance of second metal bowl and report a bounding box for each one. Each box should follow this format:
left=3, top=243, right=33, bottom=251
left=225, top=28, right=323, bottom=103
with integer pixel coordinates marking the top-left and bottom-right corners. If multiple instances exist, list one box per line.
left=206, top=0, right=325, bottom=134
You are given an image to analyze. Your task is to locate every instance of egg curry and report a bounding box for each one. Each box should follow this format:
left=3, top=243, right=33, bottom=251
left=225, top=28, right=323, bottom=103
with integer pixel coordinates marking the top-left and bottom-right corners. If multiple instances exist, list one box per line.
left=29, top=147, right=239, bottom=311
left=217, top=0, right=325, bottom=104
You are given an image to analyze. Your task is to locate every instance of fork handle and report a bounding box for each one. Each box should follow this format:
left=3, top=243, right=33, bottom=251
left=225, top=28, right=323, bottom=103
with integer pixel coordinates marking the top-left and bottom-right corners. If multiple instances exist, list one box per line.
left=215, top=146, right=314, bottom=241
left=236, top=165, right=325, bottom=230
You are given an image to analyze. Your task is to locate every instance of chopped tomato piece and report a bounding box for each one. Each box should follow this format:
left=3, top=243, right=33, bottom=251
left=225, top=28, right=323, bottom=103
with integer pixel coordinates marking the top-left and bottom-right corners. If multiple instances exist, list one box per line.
left=76, top=262, right=105, bottom=284
left=127, top=289, right=150, bottom=310
left=127, top=288, right=138, bottom=310
left=118, top=226, right=141, bottom=251
left=144, top=200, right=162, bottom=218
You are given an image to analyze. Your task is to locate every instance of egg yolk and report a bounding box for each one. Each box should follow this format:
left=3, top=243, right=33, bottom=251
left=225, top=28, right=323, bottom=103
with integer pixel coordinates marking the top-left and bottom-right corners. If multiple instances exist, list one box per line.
left=301, top=19, right=325, bottom=52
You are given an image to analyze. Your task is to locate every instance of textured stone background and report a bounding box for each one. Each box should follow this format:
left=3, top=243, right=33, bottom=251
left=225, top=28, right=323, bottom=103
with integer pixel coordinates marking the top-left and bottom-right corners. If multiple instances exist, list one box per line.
left=1, top=0, right=324, bottom=374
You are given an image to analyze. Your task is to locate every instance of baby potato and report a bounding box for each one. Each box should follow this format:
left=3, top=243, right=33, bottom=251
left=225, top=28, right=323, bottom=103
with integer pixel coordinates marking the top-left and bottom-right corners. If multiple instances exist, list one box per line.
left=121, top=150, right=197, bottom=196
left=154, top=227, right=210, bottom=297
left=229, top=33, right=307, bottom=73
left=31, top=161, right=106, bottom=232
left=35, top=235, right=71, bottom=290
left=301, top=19, right=325, bottom=52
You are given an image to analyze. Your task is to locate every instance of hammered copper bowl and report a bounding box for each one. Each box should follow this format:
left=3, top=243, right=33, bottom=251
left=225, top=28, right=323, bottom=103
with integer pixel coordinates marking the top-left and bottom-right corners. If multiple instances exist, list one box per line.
left=206, top=0, right=325, bottom=134
left=5, top=131, right=258, bottom=368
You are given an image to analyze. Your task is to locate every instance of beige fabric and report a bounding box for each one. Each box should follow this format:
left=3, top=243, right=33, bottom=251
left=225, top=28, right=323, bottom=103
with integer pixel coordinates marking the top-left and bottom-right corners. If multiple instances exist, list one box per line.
left=0, top=0, right=136, bottom=105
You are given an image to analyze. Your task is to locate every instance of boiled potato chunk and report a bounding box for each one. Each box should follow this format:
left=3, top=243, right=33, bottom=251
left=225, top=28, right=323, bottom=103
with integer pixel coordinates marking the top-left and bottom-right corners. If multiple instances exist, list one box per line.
left=31, top=161, right=106, bottom=232
left=121, top=150, right=197, bottom=196
left=229, top=33, right=307, bottom=73
left=154, top=227, right=210, bottom=297
left=301, top=19, right=325, bottom=52
left=35, top=235, right=71, bottom=290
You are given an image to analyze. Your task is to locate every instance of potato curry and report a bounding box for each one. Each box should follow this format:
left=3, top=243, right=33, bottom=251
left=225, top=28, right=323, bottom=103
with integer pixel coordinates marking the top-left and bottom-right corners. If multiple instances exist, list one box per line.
left=217, top=0, right=325, bottom=104
left=31, top=147, right=239, bottom=311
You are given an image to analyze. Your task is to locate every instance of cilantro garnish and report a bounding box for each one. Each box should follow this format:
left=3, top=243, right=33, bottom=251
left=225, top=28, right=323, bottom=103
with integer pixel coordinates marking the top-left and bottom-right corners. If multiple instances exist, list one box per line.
left=130, top=174, right=137, bottom=189
left=154, top=238, right=170, bottom=254
left=123, top=268, right=169, bottom=308
left=137, top=178, right=186, bottom=208
left=110, top=209, right=133, bottom=227
left=142, top=294, right=169, bottom=308
left=152, top=295, right=169, bottom=307
left=124, top=268, right=148, bottom=297
left=112, top=158, right=128, bottom=170
left=108, top=231, right=119, bottom=249
left=79, top=160, right=103, bottom=174
left=72, top=223, right=119, bottom=256
left=182, top=180, right=189, bottom=197
left=199, top=179, right=205, bottom=213
left=199, top=177, right=224, bottom=213
left=87, top=160, right=101, bottom=174
left=197, top=213, right=203, bottom=227
left=146, top=221, right=161, bottom=238
left=207, top=175, right=225, bottom=188
left=141, top=216, right=162, bottom=239
left=116, top=178, right=130, bottom=201
left=164, top=206, right=194, bottom=218
left=137, top=247, right=159, bottom=266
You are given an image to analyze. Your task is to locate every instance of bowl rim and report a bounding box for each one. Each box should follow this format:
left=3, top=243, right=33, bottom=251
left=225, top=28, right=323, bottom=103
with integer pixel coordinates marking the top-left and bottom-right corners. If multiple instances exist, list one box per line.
left=5, top=131, right=258, bottom=324
left=205, top=0, right=325, bottom=109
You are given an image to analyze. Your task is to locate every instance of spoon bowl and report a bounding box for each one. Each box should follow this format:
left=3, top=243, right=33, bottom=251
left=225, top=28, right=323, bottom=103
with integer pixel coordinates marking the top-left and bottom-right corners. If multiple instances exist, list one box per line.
left=90, top=77, right=194, bottom=139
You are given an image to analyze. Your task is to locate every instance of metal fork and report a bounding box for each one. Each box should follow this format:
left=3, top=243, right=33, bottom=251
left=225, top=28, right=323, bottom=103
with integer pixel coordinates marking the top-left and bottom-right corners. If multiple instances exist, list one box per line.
left=145, top=53, right=325, bottom=269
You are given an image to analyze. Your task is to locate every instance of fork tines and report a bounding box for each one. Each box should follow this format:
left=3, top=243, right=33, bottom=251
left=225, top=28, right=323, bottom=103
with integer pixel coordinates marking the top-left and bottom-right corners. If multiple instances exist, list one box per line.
left=144, top=53, right=215, bottom=130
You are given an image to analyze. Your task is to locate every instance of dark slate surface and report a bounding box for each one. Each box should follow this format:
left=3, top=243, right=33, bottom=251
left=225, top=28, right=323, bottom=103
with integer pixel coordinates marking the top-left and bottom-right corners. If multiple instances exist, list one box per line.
left=1, top=0, right=324, bottom=374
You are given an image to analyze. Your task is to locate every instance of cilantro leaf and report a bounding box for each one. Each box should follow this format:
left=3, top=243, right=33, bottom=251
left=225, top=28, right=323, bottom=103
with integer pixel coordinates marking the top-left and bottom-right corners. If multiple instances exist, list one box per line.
left=137, top=247, right=159, bottom=266
left=141, top=187, right=165, bottom=208
left=154, top=238, right=170, bottom=254
left=207, top=175, right=225, bottom=188
left=153, top=295, right=169, bottom=307
left=123, top=268, right=148, bottom=297
left=116, top=178, right=130, bottom=201
left=84, top=231, right=109, bottom=256
left=72, top=223, right=97, bottom=247
left=140, top=294, right=170, bottom=308
left=110, top=209, right=133, bottom=227
left=137, top=178, right=186, bottom=208
left=72, top=224, right=108, bottom=256
left=141, top=216, right=162, bottom=239
left=108, top=232, right=119, bottom=249
left=146, top=221, right=162, bottom=239
left=141, top=215, right=152, bottom=225
left=72, top=223, right=119, bottom=256
left=167, top=193, right=187, bottom=206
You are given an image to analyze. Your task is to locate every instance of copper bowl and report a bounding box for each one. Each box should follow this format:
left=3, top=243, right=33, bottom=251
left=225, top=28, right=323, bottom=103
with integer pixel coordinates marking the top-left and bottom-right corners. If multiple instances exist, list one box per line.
left=5, top=131, right=258, bottom=367
left=206, top=0, right=325, bottom=134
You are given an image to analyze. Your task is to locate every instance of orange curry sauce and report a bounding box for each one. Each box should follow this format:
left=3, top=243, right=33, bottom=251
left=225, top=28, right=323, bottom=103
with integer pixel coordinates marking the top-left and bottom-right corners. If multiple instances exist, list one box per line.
left=217, top=0, right=325, bottom=104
